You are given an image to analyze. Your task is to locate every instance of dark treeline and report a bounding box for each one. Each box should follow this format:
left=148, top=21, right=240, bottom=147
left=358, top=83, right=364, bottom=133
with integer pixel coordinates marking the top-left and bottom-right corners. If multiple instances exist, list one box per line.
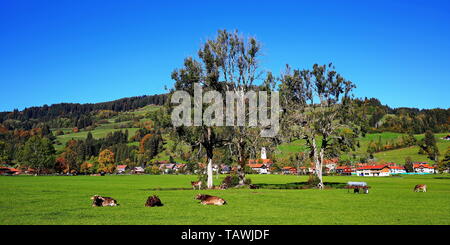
left=0, top=92, right=448, bottom=134
left=0, top=94, right=168, bottom=130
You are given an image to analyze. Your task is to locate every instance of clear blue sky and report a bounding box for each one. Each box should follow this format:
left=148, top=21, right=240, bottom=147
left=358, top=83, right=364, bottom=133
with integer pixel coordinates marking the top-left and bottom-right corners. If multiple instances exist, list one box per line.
left=1, top=0, right=449, bottom=112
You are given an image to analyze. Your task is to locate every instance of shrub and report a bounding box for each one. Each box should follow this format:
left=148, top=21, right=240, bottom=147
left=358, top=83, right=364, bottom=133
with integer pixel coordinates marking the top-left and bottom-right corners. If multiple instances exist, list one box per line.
left=244, top=178, right=252, bottom=185
left=307, top=174, right=321, bottom=187
left=222, top=175, right=239, bottom=188
left=55, top=130, right=64, bottom=136
left=221, top=174, right=251, bottom=188
left=145, top=165, right=161, bottom=175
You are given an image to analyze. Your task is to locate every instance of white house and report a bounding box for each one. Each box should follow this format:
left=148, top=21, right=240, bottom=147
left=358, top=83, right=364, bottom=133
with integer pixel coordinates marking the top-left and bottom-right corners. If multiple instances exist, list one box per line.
left=413, top=163, right=435, bottom=174
left=116, top=165, right=127, bottom=174
left=389, top=165, right=406, bottom=174
left=355, top=165, right=391, bottom=177
left=247, top=158, right=273, bottom=174
left=132, top=166, right=145, bottom=174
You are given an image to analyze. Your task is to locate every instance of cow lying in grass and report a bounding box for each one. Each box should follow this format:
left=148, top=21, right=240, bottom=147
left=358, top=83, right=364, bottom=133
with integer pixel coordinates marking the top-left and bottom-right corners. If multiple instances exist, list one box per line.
left=145, top=195, right=163, bottom=207
left=195, top=194, right=227, bottom=206
left=414, top=184, right=427, bottom=192
left=91, top=195, right=119, bottom=207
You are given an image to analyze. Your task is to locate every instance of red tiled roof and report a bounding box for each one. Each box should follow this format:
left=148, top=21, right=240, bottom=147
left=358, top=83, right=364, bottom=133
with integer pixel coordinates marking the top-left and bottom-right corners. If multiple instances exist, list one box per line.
left=248, top=159, right=273, bottom=164
left=413, top=163, right=433, bottom=169
left=117, top=165, right=127, bottom=169
left=248, top=163, right=264, bottom=168
left=356, top=164, right=389, bottom=170
left=0, top=166, right=19, bottom=172
left=389, top=166, right=405, bottom=170
left=323, top=158, right=339, bottom=164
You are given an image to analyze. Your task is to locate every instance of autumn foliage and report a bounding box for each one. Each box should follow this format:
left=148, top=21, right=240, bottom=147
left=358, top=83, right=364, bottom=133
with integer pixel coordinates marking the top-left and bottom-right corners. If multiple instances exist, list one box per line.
left=97, top=149, right=115, bottom=173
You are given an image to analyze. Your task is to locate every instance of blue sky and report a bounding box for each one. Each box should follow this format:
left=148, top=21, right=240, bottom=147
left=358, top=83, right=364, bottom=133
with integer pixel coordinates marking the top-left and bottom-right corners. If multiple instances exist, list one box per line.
left=0, top=0, right=449, bottom=111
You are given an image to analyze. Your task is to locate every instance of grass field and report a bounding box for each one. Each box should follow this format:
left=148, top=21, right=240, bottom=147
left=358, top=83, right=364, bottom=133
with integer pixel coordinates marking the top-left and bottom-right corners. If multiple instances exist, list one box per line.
left=1, top=174, right=449, bottom=225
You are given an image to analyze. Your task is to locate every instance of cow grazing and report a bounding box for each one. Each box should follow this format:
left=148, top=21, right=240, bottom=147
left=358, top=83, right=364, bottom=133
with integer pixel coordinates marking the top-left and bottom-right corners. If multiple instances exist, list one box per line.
left=145, top=195, right=164, bottom=207
left=414, top=184, right=427, bottom=192
left=191, top=181, right=202, bottom=190
left=91, top=195, right=119, bottom=207
left=195, top=194, right=227, bottom=206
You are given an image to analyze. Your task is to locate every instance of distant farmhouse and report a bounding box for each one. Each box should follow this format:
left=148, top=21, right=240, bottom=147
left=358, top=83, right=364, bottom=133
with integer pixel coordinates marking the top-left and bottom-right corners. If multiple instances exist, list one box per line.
left=413, top=163, right=435, bottom=174
left=355, top=165, right=391, bottom=177
left=116, top=165, right=128, bottom=174
left=247, top=147, right=273, bottom=174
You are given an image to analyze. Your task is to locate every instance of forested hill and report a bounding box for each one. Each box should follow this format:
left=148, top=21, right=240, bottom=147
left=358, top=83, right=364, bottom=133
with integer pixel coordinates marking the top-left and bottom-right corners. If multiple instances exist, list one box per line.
left=355, top=98, right=449, bottom=134
left=0, top=93, right=168, bottom=129
left=0, top=94, right=448, bottom=134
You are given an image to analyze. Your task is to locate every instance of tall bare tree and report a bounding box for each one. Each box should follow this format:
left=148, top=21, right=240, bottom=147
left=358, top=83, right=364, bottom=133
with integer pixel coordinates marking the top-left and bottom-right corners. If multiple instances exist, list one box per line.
left=170, top=56, right=230, bottom=189
left=279, top=63, right=361, bottom=189
left=194, top=30, right=268, bottom=185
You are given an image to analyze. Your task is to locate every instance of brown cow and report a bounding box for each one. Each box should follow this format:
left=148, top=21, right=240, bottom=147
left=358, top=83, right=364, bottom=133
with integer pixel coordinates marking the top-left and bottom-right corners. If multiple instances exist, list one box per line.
left=414, top=184, right=427, bottom=192
left=191, top=181, right=202, bottom=190
left=145, top=195, right=164, bottom=207
left=91, top=195, right=119, bottom=207
left=195, top=194, right=227, bottom=206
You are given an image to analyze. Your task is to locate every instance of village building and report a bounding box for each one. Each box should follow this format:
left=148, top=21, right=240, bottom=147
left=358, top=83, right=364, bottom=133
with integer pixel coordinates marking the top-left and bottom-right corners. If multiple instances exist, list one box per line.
left=116, top=165, right=128, bottom=174
left=336, top=166, right=353, bottom=175
left=160, top=163, right=175, bottom=174
left=247, top=147, right=274, bottom=174
left=220, top=164, right=231, bottom=174
left=355, top=164, right=391, bottom=177
left=324, top=158, right=339, bottom=173
left=173, top=164, right=186, bottom=173
left=413, top=163, right=435, bottom=174
left=0, top=166, right=20, bottom=175
left=297, top=166, right=309, bottom=175
left=281, top=166, right=297, bottom=175
left=389, top=165, right=406, bottom=174
left=132, top=166, right=145, bottom=174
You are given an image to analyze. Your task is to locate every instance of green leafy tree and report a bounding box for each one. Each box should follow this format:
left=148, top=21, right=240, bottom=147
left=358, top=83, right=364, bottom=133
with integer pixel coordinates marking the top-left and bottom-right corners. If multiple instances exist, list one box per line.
left=405, top=156, right=414, bottom=172
left=418, top=130, right=440, bottom=162
left=437, top=146, right=450, bottom=173
left=0, top=140, right=11, bottom=164
left=18, top=136, right=55, bottom=174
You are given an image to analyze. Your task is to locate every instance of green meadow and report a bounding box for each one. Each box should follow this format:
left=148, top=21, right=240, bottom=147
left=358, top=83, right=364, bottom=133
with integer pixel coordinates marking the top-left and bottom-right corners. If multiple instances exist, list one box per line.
left=1, top=174, right=449, bottom=225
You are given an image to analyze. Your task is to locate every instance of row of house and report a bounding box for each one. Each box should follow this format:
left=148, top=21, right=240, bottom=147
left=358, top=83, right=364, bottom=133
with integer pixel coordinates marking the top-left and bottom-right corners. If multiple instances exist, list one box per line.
left=245, top=159, right=436, bottom=177
left=0, top=166, right=36, bottom=175
left=116, top=163, right=188, bottom=174
left=344, top=163, right=435, bottom=177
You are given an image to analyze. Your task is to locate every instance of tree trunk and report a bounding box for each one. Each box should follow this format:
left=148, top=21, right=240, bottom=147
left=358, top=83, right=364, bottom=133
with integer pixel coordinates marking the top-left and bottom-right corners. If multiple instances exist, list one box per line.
left=205, top=127, right=214, bottom=189
left=237, top=140, right=246, bottom=185
left=312, top=138, right=324, bottom=189
left=317, top=148, right=324, bottom=189
left=207, top=158, right=213, bottom=189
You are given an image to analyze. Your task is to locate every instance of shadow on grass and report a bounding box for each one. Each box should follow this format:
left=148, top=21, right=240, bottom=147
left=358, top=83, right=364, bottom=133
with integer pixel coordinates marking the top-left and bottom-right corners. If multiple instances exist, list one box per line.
left=139, top=182, right=348, bottom=191
left=139, top=187, right=195, bottom=191
left=433, top=177, right=450, bottom=179
left=250, top=182, right=347, bottom=190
